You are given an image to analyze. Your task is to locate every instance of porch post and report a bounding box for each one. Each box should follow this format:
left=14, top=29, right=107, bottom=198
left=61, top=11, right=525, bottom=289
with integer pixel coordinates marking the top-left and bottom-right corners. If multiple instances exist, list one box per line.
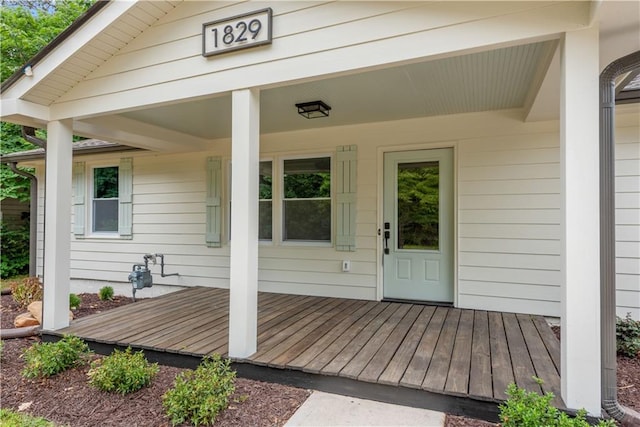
left=42, top=119, right=73, bottom=330
left=228, top=88, right=260, bottom=358
left=560, top=25, right=601, bottom=415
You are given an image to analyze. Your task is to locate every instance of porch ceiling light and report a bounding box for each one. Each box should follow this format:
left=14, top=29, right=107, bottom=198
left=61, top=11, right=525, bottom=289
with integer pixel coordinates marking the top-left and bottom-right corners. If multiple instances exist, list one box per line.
left=295, top=100, right=331, bottom=119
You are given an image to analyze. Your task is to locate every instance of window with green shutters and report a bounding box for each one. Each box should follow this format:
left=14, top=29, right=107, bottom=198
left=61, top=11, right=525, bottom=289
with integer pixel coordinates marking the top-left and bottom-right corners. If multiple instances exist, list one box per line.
left=72, top=158, right=133, bottom=239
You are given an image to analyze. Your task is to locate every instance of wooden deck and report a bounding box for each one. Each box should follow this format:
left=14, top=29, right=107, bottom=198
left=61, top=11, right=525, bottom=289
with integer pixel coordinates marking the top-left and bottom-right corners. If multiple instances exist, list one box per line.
left=50, top=287, right=562, bottom=408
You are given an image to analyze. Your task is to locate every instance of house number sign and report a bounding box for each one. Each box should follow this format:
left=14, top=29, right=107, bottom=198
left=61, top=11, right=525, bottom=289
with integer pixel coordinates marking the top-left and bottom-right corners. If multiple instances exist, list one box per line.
left=202, top=8, right=272, bottom=57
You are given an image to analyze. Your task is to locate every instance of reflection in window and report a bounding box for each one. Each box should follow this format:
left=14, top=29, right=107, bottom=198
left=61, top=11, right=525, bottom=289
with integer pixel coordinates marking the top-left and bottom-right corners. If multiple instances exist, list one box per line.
left=93, top=166, right=119, bottom=233
left=283, top=157, right=331, bottom=242
left=397, top=161, right=439, bottom=250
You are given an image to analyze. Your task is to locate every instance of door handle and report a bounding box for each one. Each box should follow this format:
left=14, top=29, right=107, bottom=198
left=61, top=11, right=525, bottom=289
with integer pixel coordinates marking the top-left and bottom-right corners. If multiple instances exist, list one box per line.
left=383, top=222, right=390, bottom=254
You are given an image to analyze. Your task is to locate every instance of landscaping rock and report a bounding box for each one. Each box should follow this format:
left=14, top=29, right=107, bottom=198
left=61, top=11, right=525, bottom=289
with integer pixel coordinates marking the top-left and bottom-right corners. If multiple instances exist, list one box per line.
left=14, top=312, right=39, bottom=327
left=27, top=301, right=42, bottom=324
left=27, top=301, right=74, bottom=324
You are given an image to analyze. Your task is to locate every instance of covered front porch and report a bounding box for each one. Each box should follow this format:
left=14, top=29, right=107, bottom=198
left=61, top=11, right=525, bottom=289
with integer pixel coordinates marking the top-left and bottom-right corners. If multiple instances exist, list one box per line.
left=44, top=287, right=562, bottom=421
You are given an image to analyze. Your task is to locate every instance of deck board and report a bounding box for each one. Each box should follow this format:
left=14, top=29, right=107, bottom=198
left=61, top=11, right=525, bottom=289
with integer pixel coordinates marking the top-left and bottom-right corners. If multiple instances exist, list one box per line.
left=444, top=309, right=474, bottom=396
left=52, top=287, right=562, bottom=406
left=321, top=303, right=399, bottom=375
left=468, top=310, right=493, bottom=399
left=503, top=312, right=542, bottom=395
left=423, top=308, right=462, bottom=392
left=341, top=303, right=412, bottom=380
left=378, top=306, right=435, bottom=386
left=517, top=313, right=563, bottom=406
left=488, top=311, right=515, bottom=401
left=358, top=304, right=423, bottom=383
left=293, top=301, right=378, bottom=370
left=400, top=306, right=447, bottom=388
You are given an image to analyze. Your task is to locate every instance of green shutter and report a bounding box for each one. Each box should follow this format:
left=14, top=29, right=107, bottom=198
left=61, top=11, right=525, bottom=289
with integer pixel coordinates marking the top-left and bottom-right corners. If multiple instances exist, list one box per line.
left=73, top=161, right=86, bottom=236
left=118, top=158, right=133, bottom=239
left=205, top=157, right=222, bottom=247
left=336, top=145, right=357, bottom=251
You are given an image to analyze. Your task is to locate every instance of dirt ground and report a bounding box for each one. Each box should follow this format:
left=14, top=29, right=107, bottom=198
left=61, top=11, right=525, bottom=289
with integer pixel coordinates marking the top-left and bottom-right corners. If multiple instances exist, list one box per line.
left=2, top=293, right=638, bottom=426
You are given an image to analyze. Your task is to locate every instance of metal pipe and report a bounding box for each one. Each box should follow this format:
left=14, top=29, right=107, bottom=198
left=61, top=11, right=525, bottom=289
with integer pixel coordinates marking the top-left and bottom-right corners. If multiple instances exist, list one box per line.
left=155, top=254, right=179, bottom=277
left=8, top=162, right=37, bottom=277
left=600, top=49, right=640, bottom=425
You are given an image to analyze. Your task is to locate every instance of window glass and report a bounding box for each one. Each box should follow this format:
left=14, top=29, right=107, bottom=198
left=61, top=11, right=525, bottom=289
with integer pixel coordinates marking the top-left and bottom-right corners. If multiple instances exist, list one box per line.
left=259, top=161, right=272, bottom=240
left=397, top=161, right=439, bottom=250
left=93, top=166, right=118, bottom=232
left=283, top=157, right=331, bottom=241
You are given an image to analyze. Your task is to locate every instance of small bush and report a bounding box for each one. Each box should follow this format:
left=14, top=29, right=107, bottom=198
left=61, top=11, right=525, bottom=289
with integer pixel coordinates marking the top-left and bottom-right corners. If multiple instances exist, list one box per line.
left=617, top=313, right=640, bottom=358
left=0, top=222, right=30, bottom=279
left=499, top=381, right=615, bottom=427
left=163, top=354, right=236, bottom=426
left=10, top=276, right=42, bottom=308
left=98, top=285, right=114, bottom=301
left=0, top=409, right=55, bottom=427
left=69, top=293, right=81, bottom=309
left=88, top=347, right=159, bottom=394
left=22, top=335, right=91, bottom=379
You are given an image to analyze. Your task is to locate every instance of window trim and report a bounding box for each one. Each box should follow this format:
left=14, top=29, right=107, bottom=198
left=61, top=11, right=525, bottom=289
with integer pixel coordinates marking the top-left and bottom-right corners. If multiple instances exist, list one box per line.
left=280, top=153, right=333, bottom=246
left=88, top=163, right=120, bottom=238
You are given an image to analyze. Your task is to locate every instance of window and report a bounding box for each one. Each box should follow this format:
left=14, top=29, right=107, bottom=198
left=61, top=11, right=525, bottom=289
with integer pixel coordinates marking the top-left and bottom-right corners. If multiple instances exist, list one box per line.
left=283, top=157, right=331, bottom=242
left=259, top=161, right=273, bottom=240
left=92, top=166, right=118, bottom=233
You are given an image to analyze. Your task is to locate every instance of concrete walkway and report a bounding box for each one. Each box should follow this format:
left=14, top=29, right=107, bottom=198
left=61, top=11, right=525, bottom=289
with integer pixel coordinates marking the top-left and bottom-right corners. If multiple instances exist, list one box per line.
left=285, top=391, right=446, bottom=427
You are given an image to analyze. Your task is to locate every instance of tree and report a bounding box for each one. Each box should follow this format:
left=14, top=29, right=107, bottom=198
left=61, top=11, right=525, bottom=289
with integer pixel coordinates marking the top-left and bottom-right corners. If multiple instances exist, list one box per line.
left=0, top=0, right=94, bottom=200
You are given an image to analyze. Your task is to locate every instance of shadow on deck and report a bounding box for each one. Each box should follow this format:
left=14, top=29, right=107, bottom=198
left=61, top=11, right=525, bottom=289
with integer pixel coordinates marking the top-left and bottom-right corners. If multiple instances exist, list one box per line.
left=43, top=287, right=563, bottom=422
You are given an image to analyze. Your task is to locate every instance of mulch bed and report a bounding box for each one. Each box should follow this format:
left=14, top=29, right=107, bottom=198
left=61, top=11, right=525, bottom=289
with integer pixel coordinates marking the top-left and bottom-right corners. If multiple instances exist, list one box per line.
left=1, top=293, right=310, bottom=426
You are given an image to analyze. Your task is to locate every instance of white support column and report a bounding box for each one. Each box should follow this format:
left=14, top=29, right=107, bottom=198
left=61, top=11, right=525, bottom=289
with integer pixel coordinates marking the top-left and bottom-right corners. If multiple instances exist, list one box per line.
left=560, top=25, right=601, bottom=415
left=228, top=88, right=260, bottom=358
left=42, top=119, right=73, bottom=330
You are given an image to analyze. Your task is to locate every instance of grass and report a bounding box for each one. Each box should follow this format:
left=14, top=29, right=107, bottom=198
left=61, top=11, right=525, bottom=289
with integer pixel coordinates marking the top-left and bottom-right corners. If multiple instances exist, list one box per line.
left=1, top=275, right=25, bottom=292
left=0, top=409, right=57, bottom=427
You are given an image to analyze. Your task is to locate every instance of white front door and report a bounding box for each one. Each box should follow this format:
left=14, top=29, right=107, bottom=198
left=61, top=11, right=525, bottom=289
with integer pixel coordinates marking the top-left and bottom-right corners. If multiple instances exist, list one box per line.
left=382, top=148, right=454, bottom=302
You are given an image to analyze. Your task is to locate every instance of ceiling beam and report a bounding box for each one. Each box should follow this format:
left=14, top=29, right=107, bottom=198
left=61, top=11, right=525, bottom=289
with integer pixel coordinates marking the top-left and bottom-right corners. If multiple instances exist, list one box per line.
left=74, top=115, right=211, bottom=153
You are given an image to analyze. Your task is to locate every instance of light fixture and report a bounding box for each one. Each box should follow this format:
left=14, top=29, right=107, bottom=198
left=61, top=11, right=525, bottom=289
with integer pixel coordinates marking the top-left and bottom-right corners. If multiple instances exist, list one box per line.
left=295, top=100, right=331, bottom=119
left=23, top=65, right=33, bottom=77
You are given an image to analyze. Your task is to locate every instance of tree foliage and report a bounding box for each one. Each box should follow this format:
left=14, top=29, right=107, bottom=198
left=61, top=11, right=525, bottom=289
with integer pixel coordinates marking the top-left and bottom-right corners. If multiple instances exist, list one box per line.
left=0, top=0, right=94, bottom=201
left=0, top=0, right=94, bottom=82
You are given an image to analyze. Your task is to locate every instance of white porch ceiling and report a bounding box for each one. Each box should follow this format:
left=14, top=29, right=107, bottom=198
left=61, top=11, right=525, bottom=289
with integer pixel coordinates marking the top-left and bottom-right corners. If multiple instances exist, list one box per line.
left=119, top=40, right=556, bottom=141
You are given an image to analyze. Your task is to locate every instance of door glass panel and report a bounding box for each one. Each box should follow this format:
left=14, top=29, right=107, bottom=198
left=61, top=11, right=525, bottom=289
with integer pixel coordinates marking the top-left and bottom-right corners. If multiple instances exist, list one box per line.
left=397, top=161, right=439, bottom=250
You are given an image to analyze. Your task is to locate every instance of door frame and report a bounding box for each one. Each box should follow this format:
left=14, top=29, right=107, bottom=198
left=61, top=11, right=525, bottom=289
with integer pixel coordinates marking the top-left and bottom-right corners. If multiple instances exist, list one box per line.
left=376, top=141, right=458, bottom=305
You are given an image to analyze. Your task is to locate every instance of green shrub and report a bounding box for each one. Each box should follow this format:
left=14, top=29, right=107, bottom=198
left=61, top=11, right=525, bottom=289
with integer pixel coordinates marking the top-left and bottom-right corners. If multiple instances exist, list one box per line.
left=163, top=354, right=236, bottom=426
left=0, top=222, right=29, bottom=279
left=88, top=347, right=159, bottom=394
left=22, top=335, right=91, bottom=379
left=10, top=276, right=42, bottom=308
left=98, top=285, right=114, bottom=301
left=617, top=313, right=640, bottom=358
left=0, top=409, right=55, bottom=427
left=499, top=381, right=615, bottom=427
left=69, top=293, right=81, bottom=309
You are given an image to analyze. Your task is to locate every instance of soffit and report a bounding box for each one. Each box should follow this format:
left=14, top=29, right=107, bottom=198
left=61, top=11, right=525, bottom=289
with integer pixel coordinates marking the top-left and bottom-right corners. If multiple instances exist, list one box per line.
left=21, top=1, right=179, bottom=106
left=120, top=40, right=556, bottom=140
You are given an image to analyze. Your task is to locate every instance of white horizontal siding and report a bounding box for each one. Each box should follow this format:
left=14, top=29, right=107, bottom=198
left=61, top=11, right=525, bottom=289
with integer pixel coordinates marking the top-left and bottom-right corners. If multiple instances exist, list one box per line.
left=615, top=126, right=640, bottom=319
left=458, top=131, right=561, bottom=315
left=457, top=118, right=640, bottom=318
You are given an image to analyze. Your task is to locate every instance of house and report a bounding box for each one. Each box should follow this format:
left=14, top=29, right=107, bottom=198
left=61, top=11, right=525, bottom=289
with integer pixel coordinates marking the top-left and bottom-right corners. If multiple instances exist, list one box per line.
left=1, top=0, right=639, bottom=418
